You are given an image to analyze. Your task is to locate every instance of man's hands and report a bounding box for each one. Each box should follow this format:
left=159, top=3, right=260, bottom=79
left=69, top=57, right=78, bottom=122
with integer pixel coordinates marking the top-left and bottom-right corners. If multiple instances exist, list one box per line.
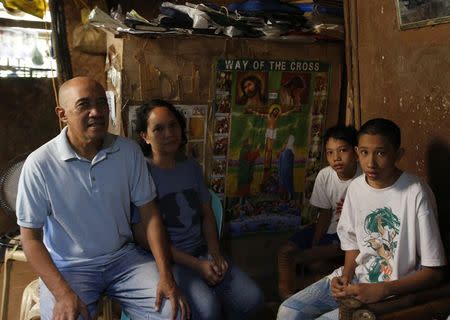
left=331, top=275, right=387, bottom=304
left=52, top=289, right=91, bottom=320
left=156, top=276, right=190, bottom=320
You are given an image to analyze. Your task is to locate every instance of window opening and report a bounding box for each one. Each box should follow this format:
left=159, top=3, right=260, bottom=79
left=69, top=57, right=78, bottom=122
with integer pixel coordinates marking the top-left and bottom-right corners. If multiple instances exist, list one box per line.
left=0, top=2, right=56, bottom=78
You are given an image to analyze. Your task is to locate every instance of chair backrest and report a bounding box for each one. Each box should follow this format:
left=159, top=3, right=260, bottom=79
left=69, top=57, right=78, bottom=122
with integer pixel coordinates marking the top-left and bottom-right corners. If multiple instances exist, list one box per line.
left=0, top=153, right=28, bottom=218
left=209, top=189, right=223, bottom=238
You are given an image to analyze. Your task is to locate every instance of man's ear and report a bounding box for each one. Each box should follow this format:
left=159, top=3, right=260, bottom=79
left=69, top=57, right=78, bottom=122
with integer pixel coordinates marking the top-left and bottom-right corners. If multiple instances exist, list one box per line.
left=55, top=106, right=67, bottom=123
left=352, top=146, right=359, bottom=160
left=140, top=131, right=149, bottom=144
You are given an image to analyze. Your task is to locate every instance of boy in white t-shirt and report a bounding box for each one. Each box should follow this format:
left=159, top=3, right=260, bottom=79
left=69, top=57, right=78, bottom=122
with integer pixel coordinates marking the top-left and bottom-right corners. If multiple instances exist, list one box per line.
left=278, top=125, right=361, bottom=297
left=277, top=118, right=447, bottom=320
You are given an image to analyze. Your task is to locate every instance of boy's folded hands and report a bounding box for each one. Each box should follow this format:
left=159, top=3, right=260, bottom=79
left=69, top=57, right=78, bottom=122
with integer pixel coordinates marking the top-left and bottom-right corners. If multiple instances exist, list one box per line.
left=331, top=276, right=388, bottom=304
left=331, top=275, right=350, bottom=299
left=343, top=282, right=388, bottom=304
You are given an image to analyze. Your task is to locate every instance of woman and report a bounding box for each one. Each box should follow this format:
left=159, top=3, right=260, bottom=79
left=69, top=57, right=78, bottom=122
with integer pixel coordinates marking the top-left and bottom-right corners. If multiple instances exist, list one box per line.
left=132, top=99, right=264, bottom=320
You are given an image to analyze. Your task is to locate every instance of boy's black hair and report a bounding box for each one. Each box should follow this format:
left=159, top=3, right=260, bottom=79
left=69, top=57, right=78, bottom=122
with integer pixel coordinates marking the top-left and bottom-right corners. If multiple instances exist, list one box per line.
left=134, top=99, right=188, bottom=157
left=358, top=118, right=401, bottom=150
left=323, top=125, right=358, bottom=147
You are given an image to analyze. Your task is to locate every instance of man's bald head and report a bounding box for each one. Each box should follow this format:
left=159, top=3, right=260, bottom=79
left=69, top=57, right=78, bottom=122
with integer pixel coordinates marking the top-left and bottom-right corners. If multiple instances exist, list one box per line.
left=55, top=76, right=110, bottom=151
left=58, top=77, right=105, bottom=109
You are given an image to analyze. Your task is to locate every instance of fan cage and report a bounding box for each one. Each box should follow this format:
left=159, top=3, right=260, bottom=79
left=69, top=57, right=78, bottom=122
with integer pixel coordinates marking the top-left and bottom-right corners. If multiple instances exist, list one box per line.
left=0, top=153, right=28, bottom=246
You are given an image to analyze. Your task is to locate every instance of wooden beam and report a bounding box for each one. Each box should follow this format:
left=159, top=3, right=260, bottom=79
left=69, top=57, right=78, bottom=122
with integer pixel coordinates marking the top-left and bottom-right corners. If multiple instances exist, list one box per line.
left=0, top=17, right=51, bottom=30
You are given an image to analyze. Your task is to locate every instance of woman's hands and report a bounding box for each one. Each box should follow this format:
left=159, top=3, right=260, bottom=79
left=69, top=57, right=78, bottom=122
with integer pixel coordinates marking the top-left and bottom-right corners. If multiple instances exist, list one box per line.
left=195, top=253, right=229, bottom=286
left=210, top=252, right=229, bottom=279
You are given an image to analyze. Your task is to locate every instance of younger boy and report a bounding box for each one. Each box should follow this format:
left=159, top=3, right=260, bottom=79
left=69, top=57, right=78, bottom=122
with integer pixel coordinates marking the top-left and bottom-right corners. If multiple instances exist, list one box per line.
left=277, top=118, right=446, bottom=320
left=278, top=125, right=361, bottom=297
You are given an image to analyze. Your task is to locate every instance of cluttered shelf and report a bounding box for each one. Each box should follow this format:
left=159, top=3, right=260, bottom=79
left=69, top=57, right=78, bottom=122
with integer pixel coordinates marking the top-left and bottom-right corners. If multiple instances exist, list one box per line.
left=89, top=0, right=345, bottom=43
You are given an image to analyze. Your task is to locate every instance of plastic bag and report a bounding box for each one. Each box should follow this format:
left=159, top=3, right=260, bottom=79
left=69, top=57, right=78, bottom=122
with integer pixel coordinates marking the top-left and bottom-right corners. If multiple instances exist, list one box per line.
left=73, top=23, right=106, bottom=54
left=73, top=7, right=106, bottom=54
left=0, top=0, right=46, bottom=19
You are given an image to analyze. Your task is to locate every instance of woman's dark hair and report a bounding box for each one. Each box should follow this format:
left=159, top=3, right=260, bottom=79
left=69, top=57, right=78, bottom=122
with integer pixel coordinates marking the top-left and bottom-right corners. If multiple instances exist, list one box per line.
left=134, top=99, right=188, bottom=157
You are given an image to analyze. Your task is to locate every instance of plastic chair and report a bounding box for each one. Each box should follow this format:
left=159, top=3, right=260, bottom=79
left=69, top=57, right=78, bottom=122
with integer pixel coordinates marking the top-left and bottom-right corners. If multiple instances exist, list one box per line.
left=98, top=295, right=113, bottom=320
left=18, top=280, right=113, bottom=320
left=1, top=235, right=28, bottom=320
left=19, top=279, right=39, bottom=320
left=120, top=189, right=224, bottom=320
left=0, top=154, right=42, bottom=320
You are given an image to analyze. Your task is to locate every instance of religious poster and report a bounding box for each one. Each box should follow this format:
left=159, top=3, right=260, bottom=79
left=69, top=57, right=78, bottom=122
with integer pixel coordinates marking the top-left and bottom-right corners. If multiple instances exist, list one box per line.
left=210, top=59, right=331, bottom=236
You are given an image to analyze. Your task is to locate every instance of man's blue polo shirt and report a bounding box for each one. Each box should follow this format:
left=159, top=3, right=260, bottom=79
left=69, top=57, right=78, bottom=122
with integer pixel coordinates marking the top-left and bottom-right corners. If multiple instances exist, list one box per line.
left=16, top=127, right=156, bottom=268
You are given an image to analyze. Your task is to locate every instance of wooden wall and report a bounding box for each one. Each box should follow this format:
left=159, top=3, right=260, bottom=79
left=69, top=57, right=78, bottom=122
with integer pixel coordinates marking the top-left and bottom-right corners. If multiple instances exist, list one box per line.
left=350, top=0, right=450, bottom=252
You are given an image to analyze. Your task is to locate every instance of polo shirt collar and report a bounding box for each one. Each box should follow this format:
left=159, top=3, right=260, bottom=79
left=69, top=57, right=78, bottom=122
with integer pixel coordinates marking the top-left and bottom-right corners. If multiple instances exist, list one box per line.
left=57, top=126, right=120, bottom=161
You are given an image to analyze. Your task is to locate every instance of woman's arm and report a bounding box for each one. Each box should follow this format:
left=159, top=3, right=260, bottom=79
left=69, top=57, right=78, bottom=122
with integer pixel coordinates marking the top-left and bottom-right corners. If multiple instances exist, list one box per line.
left=202, top=203, right=221, bottom=256
left=137, top=201, right=189, bottom=318
left=201, top=202, right=229, bottom=277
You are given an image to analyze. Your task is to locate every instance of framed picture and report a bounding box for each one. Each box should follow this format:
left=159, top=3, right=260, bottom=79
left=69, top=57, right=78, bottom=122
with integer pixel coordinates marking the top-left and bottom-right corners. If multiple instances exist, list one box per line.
left=395, top=0, right=450, bottom=29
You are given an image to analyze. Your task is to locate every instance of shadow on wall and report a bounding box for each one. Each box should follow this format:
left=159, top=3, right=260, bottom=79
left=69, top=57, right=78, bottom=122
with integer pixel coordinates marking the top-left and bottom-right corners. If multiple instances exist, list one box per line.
left=427, top=139, right=450, bottom=259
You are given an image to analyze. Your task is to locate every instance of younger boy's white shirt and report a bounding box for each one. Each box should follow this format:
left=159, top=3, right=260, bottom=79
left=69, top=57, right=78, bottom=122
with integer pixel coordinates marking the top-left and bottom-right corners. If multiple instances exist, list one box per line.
left=309, top=165, right=362, bottom=234
left=332, top=172, right=446, bottom=283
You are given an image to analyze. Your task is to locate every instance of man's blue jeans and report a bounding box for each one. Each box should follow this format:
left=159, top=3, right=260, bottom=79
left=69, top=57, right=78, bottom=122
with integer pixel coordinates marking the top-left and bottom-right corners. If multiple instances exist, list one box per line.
left=40, top=245, right=179, bottom=320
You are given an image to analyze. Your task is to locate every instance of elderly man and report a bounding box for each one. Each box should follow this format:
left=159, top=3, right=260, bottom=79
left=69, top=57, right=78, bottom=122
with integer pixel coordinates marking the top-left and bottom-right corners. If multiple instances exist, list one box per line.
left=16, top=77, right=189, bottom=320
